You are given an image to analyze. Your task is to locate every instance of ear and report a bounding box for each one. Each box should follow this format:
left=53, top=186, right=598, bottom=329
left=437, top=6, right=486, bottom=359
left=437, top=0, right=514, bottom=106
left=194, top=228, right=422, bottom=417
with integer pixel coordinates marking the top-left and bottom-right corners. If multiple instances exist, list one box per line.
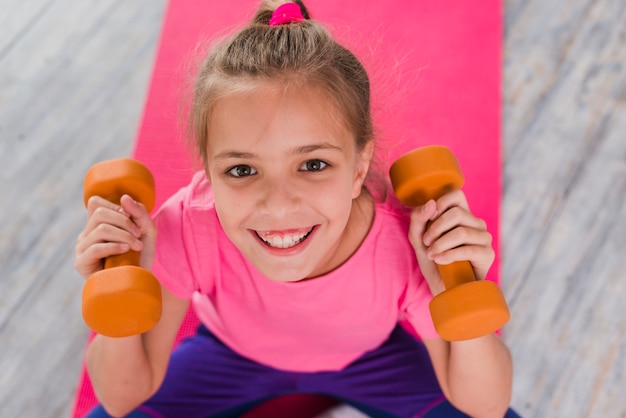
left=352, top=140, right=375, bottom=199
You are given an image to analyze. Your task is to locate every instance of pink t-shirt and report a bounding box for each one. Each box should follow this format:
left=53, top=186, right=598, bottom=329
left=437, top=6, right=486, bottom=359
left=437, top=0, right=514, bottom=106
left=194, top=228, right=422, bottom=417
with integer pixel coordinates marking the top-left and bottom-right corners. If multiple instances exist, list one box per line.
left=152, top=171, right=439, bottom=372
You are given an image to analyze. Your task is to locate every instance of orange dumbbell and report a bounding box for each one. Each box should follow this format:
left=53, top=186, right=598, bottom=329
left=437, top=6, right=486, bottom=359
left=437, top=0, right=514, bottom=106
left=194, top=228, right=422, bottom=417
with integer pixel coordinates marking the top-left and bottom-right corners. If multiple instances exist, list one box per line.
left=82, top=158, right=162, bottom=338
left=390, top=145, right=510, bottom=341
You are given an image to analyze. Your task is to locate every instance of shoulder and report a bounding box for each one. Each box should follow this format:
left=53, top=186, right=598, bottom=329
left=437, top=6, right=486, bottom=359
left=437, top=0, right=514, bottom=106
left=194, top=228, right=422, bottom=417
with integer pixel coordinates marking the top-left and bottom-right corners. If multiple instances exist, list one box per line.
left=371, top=187, right=413, bottom=237
left=151, top=171, right=223, bottom=298
left=366, top=188, right=423, bottom=282
left=359, top=189, right=418, bottom=275
left=152, top=170, right=220, bottom=255
left=154, top=171, right=215, bottom=220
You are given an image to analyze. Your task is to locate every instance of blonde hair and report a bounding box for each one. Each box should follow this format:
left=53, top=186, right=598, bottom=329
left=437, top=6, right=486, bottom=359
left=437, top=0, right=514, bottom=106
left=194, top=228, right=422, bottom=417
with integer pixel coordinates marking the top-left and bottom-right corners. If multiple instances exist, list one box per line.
left=189, top=0, right=374, bottom=168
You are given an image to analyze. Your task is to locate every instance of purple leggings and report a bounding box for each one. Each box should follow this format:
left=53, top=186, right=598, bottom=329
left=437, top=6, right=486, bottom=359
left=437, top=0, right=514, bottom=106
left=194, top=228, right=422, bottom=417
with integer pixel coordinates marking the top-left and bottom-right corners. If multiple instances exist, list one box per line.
left=88, top=325, right=449, bottom=417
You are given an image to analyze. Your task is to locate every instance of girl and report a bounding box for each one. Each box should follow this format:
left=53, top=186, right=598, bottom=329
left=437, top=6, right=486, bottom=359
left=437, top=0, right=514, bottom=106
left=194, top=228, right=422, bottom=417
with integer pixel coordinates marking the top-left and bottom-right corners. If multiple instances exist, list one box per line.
left=75, top=1, right=514, bottom=417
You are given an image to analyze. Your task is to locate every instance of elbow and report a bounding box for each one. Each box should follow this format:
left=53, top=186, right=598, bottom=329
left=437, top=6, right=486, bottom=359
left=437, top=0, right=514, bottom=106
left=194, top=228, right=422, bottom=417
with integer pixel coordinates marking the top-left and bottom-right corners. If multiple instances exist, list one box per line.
left=88, top=362, right=156, bottom=417
left=480, top=395, right=512, bottom=418
left=85, top=338, right=161, bottom=417
left=442, top=335, right=514, bottom=417
left=101, top=404, right=134, bottom=418
left=447, top=371, right=513, bottom=418
left=448, top=389, right=512, bottom=418
left=98, top=383, right=155, bottom=418
left=449, top=401, right=510, bottom=418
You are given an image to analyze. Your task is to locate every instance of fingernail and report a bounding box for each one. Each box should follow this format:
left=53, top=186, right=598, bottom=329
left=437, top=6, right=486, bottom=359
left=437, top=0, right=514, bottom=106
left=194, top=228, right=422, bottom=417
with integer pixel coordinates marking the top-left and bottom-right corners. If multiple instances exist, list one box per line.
left=426, top=250, right=434, bottom=259
left=132, top=226, right=141, bottom=237
left=123, top=194, right=137, bottom=206
left=423, top=235, right=431, bottom=246
left=132, top=239, right=142, bottom=251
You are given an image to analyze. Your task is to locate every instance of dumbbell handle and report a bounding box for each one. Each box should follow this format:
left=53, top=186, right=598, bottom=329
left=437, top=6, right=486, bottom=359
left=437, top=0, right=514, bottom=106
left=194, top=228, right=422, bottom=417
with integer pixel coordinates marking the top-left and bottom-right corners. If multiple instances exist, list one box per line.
left=105, top=251, right=140, bottom=269
left=438, top=260, right=476, bottom=289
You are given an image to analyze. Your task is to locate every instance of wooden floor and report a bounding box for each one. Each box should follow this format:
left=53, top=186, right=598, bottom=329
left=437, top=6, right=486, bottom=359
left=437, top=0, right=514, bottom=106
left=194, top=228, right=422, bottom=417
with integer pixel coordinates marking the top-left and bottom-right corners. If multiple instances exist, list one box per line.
left=1, top=0, right=624, bottom=417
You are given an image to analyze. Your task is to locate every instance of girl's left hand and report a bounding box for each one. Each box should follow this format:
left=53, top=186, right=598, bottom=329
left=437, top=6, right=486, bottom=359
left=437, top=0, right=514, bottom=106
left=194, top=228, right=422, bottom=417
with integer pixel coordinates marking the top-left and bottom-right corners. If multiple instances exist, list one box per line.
left=408, top=189, right=495, bottom=295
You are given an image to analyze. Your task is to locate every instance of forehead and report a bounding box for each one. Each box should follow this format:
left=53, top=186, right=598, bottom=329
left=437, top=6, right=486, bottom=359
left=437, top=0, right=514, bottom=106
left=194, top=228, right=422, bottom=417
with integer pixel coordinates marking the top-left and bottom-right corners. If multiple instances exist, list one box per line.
left=207, top=82, right=354, bottom=153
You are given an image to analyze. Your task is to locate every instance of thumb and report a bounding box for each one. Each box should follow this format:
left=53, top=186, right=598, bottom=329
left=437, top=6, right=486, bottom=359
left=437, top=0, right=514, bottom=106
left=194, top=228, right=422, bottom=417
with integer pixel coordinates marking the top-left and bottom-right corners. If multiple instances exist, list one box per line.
left=409, top=200, right=445, bottom=295
left=120, top=194, right=154, bottom=235
left=409, top=199, right=437, bottom=250
left=120, top=194, right=157, bottom=270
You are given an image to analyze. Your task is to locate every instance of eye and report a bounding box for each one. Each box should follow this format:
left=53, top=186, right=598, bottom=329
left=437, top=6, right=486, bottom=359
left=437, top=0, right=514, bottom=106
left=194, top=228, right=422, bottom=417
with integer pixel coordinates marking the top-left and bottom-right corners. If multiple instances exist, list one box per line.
left=300, top=159, right=328, bottom=172
left=227, top=165, right=257, bottom=177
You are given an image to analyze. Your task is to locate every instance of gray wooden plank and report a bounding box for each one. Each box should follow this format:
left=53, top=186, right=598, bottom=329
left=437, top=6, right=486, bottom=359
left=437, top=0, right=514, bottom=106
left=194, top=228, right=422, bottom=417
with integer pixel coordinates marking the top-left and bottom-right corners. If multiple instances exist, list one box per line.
left=503, top=0, right=626, bottom=416
left=503, top=0, right=604, bottom=156
left=503, top=0, right=625, bottom=297
left=505, top=98, right=626, bottom=416
left=0, top=0, right=166, bottom=322
left=0, top=0, right=167, bottom=417
left=0, top=0, right=54, bottom=58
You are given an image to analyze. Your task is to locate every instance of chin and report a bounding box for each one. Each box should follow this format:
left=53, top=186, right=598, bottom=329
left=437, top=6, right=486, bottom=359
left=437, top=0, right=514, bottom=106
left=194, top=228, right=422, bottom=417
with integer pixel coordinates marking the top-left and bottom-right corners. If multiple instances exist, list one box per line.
left=253, top=262, right=314, bottom=283
left=261, top=268, right=310, bottom=283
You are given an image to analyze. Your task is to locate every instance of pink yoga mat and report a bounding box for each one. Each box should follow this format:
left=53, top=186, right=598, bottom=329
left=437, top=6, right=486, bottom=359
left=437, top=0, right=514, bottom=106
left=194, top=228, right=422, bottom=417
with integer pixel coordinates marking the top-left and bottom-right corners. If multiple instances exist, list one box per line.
left=71, top=0, right=501, bottom=416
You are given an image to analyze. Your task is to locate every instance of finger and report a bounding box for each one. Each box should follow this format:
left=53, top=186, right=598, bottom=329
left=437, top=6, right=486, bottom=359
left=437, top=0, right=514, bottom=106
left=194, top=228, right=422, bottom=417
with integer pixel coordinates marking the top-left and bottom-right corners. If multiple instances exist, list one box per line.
left=428, top=244, right=495, bottom=281
left=120, top=195, right=157, bottom=270
left=432, top=189, right=470, bottom=215
left=74, top=241, right=131, bottom=279
left=76, top=241, right=131, bottom=263
left=86, top=195, right=128, bottom=218
left=83, top=204, right=142, bottom=240
left=434, top=243, right=495, bottom=266
left=120, top=195, right=155, bottom=237
left=76, top=222, right=144, bottom=255
left=79, top=196, right=126, bottom=241
left=427, top=227, right=493, bottom=260
left=423, top=206, right=487, bottom=246
left=409, top=200, right=437, bottom=250
left=409, top=200, right=445, bottom=292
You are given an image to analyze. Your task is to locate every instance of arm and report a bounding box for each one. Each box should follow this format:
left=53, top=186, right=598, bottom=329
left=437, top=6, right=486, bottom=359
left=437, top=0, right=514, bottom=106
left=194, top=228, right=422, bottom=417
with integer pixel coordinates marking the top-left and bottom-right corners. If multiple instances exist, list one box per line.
left=423, top=335, right=512, bottom=417
left=85, top=287, right=189, bottom=417
left=409, top=190, right=513, bottom=417
left=76, top=195, right=189, bottom=417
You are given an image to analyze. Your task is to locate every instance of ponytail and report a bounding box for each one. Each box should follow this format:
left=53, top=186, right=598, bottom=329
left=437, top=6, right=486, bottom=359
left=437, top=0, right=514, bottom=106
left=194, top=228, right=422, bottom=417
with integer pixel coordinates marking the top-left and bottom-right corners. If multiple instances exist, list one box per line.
left=251, top=0, right=311, bottom=25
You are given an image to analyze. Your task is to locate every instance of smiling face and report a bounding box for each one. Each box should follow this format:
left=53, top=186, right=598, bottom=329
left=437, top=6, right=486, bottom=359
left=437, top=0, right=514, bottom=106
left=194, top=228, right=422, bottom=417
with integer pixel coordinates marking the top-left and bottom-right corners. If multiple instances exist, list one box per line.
left=205, top=83, right=374, bottom=282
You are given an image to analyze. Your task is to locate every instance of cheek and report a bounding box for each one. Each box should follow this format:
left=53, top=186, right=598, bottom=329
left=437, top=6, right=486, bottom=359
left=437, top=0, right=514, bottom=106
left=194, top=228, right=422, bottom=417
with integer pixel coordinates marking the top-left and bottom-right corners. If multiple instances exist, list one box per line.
left=308, top=179, right=355, bottom=219
left=212, top=185, right=250, bottom=228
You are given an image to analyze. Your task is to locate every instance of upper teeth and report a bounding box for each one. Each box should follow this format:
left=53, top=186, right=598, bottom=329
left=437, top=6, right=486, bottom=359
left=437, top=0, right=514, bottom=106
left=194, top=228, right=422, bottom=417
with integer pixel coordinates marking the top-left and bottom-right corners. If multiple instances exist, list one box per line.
left=258, top=230, right=311, bottom=249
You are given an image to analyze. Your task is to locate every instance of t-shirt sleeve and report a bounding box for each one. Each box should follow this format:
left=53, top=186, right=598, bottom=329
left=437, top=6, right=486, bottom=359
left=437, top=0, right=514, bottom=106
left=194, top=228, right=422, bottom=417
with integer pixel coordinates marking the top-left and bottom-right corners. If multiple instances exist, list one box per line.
left=151, top=188, right=197, bottom=300
left=401, top=270, right=441, bottom=340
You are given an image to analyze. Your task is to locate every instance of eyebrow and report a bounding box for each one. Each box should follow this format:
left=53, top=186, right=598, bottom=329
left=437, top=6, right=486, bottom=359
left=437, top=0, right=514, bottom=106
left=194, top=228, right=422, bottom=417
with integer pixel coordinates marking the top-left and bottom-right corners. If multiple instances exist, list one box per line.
left=213, top=142, right=343, bottom=160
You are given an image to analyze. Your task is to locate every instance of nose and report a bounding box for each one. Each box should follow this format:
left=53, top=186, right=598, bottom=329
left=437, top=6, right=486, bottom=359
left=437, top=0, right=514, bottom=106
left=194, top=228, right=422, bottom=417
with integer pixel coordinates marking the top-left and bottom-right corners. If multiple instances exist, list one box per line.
left=258, top=175, right=300, bottom=216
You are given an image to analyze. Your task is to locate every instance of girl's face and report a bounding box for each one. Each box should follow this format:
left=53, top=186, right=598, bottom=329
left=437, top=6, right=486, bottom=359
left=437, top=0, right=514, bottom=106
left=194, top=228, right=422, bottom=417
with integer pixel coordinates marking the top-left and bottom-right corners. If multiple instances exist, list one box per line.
left=205, top=84, right=374, bottom=282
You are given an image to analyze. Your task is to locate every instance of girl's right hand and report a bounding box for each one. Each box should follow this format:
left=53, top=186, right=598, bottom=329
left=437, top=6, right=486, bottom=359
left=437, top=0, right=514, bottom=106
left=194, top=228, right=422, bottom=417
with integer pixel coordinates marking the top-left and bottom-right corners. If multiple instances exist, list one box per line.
left=75, top=194, right=157, bottom=280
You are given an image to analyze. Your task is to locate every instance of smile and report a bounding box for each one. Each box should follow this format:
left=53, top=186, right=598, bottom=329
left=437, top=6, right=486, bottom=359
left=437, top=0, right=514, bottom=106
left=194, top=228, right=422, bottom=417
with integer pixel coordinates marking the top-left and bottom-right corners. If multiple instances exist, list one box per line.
left=255, top=227, right=314, bottom=249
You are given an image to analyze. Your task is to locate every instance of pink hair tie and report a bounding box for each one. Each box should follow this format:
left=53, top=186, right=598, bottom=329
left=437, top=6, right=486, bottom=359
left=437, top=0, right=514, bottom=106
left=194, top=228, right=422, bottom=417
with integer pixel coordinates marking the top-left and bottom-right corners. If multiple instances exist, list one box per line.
left=269, top=2, right=305, bottom=26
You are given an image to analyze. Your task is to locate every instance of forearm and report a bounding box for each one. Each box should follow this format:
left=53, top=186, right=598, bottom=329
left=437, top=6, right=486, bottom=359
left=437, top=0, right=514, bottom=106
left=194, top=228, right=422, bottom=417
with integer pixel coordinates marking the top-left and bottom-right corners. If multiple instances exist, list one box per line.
left=447, top=334, right=513, bottom=417
left=86, top=334, right=155, bottom=417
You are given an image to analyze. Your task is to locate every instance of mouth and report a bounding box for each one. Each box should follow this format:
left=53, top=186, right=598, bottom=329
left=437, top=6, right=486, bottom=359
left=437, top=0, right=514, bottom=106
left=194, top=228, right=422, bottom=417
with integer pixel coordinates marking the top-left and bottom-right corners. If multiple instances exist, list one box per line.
left=255, top=227, right=315, bottom=249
